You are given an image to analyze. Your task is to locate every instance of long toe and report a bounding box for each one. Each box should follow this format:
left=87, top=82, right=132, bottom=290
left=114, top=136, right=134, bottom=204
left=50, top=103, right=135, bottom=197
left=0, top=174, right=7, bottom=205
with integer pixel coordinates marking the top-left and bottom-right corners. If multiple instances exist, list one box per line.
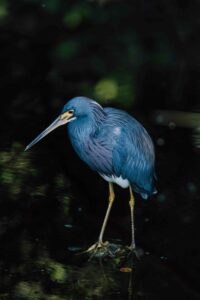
left=127, top=245, right=143, bottom=259
left=85, top=241, right=127, bottom=259
left=85, top=241, right=109, bottom=257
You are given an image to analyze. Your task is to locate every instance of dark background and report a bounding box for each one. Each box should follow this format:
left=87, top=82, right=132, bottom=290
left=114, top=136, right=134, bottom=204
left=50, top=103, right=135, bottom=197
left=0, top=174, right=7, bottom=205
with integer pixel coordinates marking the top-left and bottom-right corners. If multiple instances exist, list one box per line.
left=0, top=0, right=200, bottom=299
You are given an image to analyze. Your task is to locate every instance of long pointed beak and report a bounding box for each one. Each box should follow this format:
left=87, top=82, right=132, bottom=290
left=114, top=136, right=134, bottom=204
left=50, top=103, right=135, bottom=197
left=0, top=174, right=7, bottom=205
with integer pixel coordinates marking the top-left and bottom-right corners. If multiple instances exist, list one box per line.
left=25, top=115, right=68, bottom=151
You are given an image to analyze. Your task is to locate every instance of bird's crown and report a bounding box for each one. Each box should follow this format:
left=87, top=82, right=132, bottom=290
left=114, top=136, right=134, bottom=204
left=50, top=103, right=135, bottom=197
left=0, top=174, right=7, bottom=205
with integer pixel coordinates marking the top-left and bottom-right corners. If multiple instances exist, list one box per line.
left=62, top=96, right=103, bottom=117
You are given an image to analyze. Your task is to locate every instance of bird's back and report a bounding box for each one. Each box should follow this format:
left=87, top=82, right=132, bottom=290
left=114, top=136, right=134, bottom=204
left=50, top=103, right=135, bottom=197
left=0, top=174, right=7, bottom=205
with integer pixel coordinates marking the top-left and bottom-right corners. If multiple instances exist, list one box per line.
left=95, top=107, right=157, bottom=199
left=67, top=101, right=156, bottom=199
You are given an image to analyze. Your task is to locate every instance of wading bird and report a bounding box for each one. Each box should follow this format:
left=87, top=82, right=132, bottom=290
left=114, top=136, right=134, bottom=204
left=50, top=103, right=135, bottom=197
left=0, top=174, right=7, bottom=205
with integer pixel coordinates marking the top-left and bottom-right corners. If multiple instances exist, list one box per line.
left=25, top=97, right=157, bottom=255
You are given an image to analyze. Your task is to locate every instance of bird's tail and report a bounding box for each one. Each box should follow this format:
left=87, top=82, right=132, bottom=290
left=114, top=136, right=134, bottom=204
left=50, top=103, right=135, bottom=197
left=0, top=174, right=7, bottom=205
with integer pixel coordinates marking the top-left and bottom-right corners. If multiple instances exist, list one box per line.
left=132, top=184, right=157, bottom=200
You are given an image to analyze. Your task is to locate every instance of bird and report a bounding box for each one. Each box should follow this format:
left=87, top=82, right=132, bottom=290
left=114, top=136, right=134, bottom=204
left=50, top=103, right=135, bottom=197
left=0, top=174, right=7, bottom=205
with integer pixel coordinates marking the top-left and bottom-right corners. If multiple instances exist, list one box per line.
left=25, top=96, right=157, bottom=255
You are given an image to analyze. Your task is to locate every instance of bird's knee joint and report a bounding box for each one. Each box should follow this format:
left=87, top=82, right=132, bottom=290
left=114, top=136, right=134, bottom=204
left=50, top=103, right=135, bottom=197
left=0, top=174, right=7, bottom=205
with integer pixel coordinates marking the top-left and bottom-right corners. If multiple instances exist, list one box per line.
left=109, top=193, right=115, bottom=203
left=109, top=197, right=114, bottom=203
left=129, top=199, right=134, bottom=209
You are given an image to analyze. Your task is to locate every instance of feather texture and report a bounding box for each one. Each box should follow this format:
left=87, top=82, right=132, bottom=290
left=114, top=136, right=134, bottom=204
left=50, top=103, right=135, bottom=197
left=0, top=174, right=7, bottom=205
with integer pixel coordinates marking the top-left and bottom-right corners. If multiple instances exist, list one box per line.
left=65, top=97, right=157, bottom=199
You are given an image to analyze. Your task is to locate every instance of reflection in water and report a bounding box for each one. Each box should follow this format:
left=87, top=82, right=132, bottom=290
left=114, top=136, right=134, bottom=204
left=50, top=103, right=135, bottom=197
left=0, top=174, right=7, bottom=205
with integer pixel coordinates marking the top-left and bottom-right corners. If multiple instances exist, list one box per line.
left=45, top=251, right=137, bottom=300
left=2, top=241, right=200, bottom=300
left=13, top=249, right=200, bottom=300
left=11, top=243, right=137, bottom=299
left=153, top=110, right=200, bottom=150
left=0, top=140, right=200, bottom=299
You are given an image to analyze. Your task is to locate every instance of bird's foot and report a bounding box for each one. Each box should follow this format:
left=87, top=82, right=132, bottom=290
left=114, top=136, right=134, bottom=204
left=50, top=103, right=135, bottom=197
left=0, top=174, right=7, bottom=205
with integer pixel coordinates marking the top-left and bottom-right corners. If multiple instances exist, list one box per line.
left=126, top=244, right=143, bottom=259
left=85, top=241, right=123, bottom=259
left=85, top=241, right=110, bottom=258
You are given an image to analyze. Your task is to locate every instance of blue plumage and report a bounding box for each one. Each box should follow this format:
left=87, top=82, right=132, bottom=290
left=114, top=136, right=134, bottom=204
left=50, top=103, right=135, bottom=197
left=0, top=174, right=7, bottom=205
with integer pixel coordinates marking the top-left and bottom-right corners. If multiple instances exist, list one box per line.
left=64, top=97, right=157, bottom=199
left=25, top=96, right=157, bottom=252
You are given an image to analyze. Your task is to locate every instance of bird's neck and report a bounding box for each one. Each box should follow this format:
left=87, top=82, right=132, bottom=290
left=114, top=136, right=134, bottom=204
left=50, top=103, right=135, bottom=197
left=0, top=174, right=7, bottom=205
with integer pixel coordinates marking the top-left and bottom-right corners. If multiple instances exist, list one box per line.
left=67, top=106, right=107, bottom=146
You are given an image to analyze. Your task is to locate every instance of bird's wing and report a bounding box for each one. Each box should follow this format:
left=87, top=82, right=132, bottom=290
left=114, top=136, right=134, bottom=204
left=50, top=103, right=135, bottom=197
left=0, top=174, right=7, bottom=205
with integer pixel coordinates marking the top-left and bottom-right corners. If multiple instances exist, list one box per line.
left=103, top=108, right=156, bottom=196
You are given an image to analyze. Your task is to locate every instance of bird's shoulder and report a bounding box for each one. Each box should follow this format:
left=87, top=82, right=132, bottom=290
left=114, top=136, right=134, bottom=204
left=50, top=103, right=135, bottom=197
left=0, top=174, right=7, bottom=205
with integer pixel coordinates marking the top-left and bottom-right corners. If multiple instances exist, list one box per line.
left=94, top=107, right=146, bottom=143
left=92, top=108, right=124, bottom=145
left=103, top=107, right=145, bottom=133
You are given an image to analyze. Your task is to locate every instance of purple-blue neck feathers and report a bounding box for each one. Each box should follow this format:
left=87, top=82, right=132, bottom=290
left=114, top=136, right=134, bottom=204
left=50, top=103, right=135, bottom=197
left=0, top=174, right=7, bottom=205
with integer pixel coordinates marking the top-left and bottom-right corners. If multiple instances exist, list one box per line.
left=66, top=99, right=107, bottom=164
left=67, top=100, right=106, bottom=136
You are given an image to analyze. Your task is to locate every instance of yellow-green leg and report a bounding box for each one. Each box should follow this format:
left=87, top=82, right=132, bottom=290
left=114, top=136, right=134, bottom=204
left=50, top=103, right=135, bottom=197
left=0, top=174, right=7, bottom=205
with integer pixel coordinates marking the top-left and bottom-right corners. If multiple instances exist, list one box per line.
left=129, top=186, right=136, bottom=250
left=98, top=182, right=115, bottom=243
left=86, top=182, right=115, bottom=253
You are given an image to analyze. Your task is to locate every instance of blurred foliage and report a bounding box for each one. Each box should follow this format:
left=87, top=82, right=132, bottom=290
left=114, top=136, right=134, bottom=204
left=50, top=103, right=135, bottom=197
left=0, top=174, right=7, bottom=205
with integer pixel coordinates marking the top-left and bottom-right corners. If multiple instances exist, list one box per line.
left=193, top=127, right=200, bottom=149
left=0, top=0, right=7, bottom=19
left=0, top=143, right=37, bottom=199
left=40, top=0, right=61, bottom=13
left=63, top=4, right=91, bottom=29
left=0, top=143, right=74, bottom=299
left=1, top=0, right=199, bottom=113
left=15, top=281, right=43, bottom=300
left=0, top=143, right=71, bottom=203
left=94, top=78, right=118, bottom=100
left=55, top=40, right=79, bottom=61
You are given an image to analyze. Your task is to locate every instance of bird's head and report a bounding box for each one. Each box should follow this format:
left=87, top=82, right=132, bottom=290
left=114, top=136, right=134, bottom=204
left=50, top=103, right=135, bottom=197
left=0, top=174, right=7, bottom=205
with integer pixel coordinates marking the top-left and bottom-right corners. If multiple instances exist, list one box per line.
left=62, top=96, right=101, bottom=117
left=25, top=96, right=104, bottom=151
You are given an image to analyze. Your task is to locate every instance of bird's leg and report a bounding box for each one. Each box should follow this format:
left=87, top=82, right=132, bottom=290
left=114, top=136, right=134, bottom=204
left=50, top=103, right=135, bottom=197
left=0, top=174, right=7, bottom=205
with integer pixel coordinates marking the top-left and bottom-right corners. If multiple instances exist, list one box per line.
left=98, top=182, right=115, bottom=244
left=129, top=186, right=136, bottom=250
left=86, top=182, right=115, bottom=253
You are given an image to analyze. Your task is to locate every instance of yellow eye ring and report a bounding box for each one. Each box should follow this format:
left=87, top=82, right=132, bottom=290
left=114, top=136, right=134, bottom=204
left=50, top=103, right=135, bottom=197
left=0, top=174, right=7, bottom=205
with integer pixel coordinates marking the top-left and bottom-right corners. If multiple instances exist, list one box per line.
left=68, top=110, right=74, bottom=114
left=60, top=110, right=74, bottom=120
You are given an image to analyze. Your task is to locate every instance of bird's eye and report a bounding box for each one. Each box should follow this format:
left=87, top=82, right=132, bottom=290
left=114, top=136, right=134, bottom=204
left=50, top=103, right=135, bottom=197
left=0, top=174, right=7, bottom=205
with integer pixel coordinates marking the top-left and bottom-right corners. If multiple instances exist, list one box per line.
left=68, top=109, right=74, bottom=115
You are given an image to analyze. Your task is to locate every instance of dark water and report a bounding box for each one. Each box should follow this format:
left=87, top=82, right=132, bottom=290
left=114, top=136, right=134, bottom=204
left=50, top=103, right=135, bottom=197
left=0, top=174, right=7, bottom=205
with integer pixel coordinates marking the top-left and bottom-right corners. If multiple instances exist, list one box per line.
left=0, top=126, right=200, bottom=299
left=1, top=0, right=200, bottom=299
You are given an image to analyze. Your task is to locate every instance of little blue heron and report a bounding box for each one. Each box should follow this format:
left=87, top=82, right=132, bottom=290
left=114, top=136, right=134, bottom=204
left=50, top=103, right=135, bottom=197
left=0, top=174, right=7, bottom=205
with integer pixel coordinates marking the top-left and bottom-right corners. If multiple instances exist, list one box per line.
left=25, top=97, right=157, bottom=254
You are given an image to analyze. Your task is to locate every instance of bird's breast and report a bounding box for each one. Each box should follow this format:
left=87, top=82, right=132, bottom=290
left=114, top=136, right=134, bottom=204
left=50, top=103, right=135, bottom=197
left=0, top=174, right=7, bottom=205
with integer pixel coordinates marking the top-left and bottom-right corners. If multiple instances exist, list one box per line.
left=99, top=173, right=130, bottom=189
left=68, top=127, right=113, bottom=175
